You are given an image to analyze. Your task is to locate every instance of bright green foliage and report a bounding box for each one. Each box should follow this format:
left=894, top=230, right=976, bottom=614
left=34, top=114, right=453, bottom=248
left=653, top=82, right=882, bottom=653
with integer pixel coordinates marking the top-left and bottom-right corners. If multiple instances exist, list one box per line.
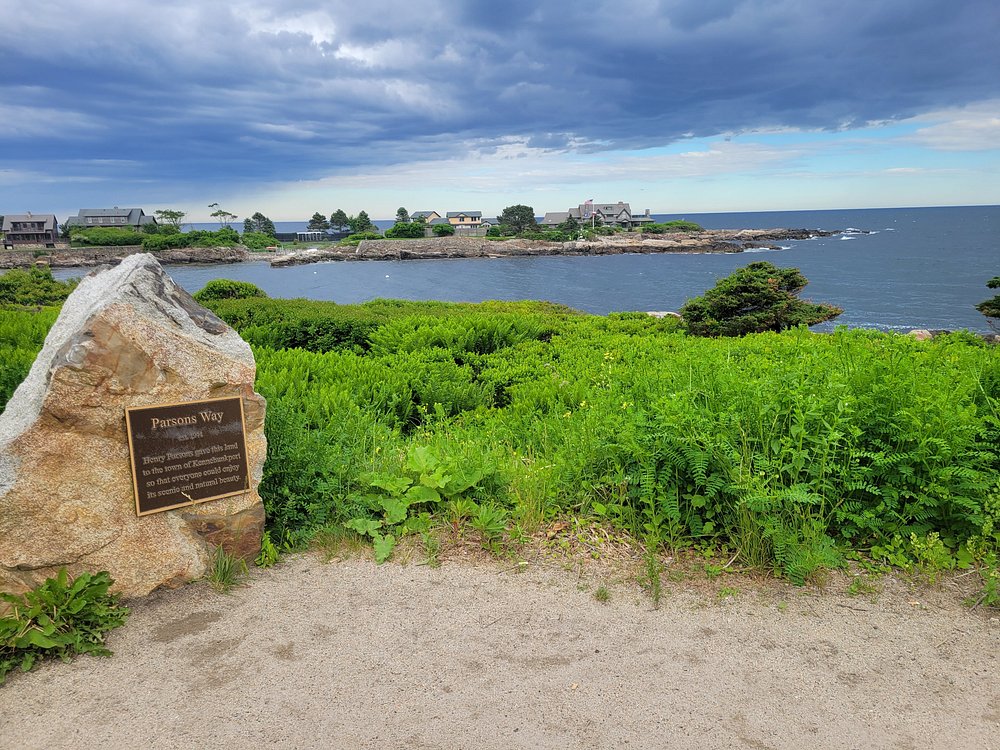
left=2, top=295, right=997, bottom=586
left=385, top=221, right=425, bottom=239
left=243, top=212, right=277, bottom=237
left=307, top=213, right=331, bottom=232
left=330, top=209, right=350, bottom=232
left=208, top=204, right=238, bottom=228
left=141, top=227, right=241, bottom=251
left=0, top=267, right=77, bottom=307
left=241, top=231, right=276, bottom=250
left=432, top=223, right=456, bottom=237
left=1, top=569, right=129, bottom=684
left=642, top=220, right=703, bottom=234
left=338, top=231, right=383, bottom=247
left=0, top=305, right=60, bottom=412
left=192, top=279, right=267, bottom=303
left=153, top=209, right=186, bottom=227
left=680, top=262, right=842, bottom=336
left=69, top=227, right=145, bottom=247
left=205, top=546, right=248, bottom=592
left=470, top=503, right=509, bottom=542
left=977, top=276, right=1000, bottom=329
left=557, top=216, right=580, bottom=233
left=255, top=531, right=280, bottom=568
left=349, top=211, right=375, bottom=233
left=344, top=444, right=497, bottom=561
left=498, top=204, right=538, bottom=234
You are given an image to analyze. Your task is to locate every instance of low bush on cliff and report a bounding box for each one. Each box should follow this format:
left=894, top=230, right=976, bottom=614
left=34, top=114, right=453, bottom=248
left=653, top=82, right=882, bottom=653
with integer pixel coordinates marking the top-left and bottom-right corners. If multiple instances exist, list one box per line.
left=642, top=220, right=704, bottom=234
left=337, top=232, right=384, bottom=247
left=240, top=232, right=275, bottom=250
left=141, top=227, right=241, bottom=251
left=978, top=276, right=1000, bottom=330
left=680, top=262, right=842, bottom=336
left=69, top=227, right=145, bottom=247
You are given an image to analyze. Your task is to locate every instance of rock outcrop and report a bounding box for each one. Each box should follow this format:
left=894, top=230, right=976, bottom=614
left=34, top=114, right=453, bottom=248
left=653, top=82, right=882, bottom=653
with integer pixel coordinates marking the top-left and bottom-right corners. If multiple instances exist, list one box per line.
left=0, top=254, right=266, bottom=602
left=0, top=246, right=251, bottom=269
left=270, top=229, right=838, bottom=267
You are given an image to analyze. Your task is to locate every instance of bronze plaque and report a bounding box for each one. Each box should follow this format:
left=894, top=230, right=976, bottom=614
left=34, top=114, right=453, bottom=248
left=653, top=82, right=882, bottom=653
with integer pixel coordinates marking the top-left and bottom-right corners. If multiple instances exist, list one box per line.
left=125, top=397, right=250, bottom=516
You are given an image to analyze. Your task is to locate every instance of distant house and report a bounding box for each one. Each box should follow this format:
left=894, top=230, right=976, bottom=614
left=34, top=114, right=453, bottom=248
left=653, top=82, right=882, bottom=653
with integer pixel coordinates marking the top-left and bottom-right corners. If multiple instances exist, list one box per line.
left=411, top=210, right=441, bottom=222
left=64, top=207, right=157, bottom=231
left=542, top=202, right=654, bottom=229
left=2, top=213, right=59, bottom=248
left=446, top=211, right=482, bottom=230
left=480, top=217, right=500, bottom=229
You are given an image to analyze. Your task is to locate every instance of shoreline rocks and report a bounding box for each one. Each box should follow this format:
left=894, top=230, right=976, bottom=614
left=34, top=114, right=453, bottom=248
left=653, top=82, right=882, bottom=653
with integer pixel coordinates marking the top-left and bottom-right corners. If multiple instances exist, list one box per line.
left=0, top=245, right=251, bottom=269
left=270, top=229, right=839, bottom=267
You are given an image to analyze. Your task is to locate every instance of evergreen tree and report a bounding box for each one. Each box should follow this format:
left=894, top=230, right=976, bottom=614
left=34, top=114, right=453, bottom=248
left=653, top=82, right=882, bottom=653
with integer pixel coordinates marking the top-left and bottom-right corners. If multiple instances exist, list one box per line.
left=349, top=211, right=374, bottom=233
left=243, top=212, right=277, bottom=237
left=395, top=207, right=410, bottom=223
left=498, top=204, right=538, bottom=234
left=976, top=276, right=1000, bottom=331
left=307, top=212, right=330, bottom=232
left=679, top=262, right=842, bottom=336
left=330, top=209, right=349, bottom=232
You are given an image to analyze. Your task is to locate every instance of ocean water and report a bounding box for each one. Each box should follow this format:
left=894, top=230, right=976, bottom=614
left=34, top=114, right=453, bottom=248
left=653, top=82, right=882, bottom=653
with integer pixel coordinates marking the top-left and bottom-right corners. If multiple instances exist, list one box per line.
left=61, top=205, right=999, bottom=332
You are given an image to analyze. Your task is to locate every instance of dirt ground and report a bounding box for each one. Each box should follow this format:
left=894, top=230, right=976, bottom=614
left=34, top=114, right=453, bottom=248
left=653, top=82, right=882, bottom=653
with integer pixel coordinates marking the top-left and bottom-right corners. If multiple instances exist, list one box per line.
left=1, top=550, right=998, bottom=750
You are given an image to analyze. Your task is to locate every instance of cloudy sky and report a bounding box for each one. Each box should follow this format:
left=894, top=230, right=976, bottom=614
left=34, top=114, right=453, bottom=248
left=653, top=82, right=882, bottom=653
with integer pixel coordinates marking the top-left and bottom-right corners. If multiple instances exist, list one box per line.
left=2, top=0, right=998, bottom=221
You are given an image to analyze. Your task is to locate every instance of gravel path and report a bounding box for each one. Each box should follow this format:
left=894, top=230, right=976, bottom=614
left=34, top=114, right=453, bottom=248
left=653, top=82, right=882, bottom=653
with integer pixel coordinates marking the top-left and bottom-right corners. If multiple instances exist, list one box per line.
left=1, top=553, right=998, bottom=749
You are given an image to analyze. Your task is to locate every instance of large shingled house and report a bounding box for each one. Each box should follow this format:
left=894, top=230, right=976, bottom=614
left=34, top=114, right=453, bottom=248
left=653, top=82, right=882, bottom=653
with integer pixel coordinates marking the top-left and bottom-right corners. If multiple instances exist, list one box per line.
left=2, top=213, right=60, bottom=248
left=64, top=207, right=157, bottom=231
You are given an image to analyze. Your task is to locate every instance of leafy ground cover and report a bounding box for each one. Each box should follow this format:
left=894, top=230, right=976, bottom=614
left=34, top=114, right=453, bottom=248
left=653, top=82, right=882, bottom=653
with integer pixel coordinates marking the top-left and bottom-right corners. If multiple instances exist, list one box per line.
left=1, top=286, right=997, bottom=601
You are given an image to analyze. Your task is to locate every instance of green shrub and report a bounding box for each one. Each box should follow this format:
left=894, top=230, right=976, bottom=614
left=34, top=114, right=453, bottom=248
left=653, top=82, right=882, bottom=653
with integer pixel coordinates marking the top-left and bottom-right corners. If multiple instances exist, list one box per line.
left=192, top=279, right=267, bottom=303
left=69, top=227, right=144, bottom=247
left=433, top=224, right=456, bottom=237
left=384, top=222, right=425, bottom=239
left=0, top=267, right=77, bottom=307
left=0, top=306, right=59, bottom=412
left=1, top=569, right=129, bottom=684
left=240, top=231, right=276, bottom=250
left=642, top=220, right=704, bottom=234
left=338, top=232, right=383, bottom=247
left=679, top=261, right=842, bottom=336
left=977, top=276, right=1000, bottom=329
left=141, top=227, right=241, bottom=251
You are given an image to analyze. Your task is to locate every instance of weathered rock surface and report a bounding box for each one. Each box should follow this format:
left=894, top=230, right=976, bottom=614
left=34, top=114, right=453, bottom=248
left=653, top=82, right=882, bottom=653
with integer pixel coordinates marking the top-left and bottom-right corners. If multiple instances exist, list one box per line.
left=0, top=253, right=266, bottom=603
left=269, top=229, right=838, bottom=267
left=0, top=246, right=251, bottom=269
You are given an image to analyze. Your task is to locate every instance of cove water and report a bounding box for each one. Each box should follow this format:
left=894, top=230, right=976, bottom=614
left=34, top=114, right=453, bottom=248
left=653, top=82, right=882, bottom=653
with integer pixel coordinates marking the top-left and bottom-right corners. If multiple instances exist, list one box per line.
left=58, top=205, right=999, bottom=332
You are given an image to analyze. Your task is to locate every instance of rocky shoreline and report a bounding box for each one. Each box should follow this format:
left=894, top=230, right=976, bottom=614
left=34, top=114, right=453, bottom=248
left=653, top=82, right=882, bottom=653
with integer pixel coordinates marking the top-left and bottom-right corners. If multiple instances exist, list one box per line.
left=270, top=228, right=839, bottom=267
left=0, top=245, right=251, bottom=269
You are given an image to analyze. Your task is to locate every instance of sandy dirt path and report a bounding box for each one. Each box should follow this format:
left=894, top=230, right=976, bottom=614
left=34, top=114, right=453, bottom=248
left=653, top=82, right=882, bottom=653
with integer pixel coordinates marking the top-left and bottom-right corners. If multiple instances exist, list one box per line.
left=1, top=553, right=998, bottom=750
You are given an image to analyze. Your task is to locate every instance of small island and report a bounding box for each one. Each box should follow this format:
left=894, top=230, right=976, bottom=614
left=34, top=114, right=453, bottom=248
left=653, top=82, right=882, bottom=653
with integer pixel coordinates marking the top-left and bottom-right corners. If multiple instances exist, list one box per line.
left=269, top=228, right=838, bottom=267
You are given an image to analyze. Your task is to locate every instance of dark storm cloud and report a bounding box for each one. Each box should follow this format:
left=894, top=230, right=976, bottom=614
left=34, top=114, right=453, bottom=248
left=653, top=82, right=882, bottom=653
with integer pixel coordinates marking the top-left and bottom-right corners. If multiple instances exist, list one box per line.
left=0, top=0, right=997, bottom=189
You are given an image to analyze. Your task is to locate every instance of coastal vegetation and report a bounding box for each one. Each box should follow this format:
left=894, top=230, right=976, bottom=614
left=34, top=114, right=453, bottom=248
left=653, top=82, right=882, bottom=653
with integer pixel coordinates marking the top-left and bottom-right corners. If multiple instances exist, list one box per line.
left=0, top=569, right=130, bottom=684
left=978, top=276, right=1000, bottom=330
left=679, top=261, right=843, bottom=336
left=64, top=224, right=247, bottom=252
left=0, top=269, right=996, bottom=604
